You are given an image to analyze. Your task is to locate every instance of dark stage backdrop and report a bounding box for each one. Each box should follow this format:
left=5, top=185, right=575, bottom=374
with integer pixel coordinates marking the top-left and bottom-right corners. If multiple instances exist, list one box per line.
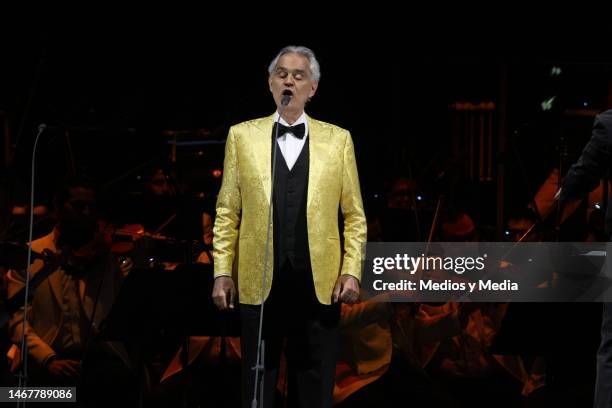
left=2, top=25, right=612, bottom=232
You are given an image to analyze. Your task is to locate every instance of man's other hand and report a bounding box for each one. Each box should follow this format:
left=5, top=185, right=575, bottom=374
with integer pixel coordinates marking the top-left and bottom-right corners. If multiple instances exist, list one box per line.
left=333, top=275, right=360, bottom=304
left=47, top=359, right=81, bottom=379
left=212, top=276, right=236, bottom=310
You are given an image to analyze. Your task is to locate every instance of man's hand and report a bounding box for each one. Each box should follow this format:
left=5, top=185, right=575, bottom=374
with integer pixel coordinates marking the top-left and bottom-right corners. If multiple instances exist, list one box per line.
left=47, top=359, right=81, bottom=379
left=212, top=276, right=236, bottom=310
left=332, top=275, right=360, bottom=304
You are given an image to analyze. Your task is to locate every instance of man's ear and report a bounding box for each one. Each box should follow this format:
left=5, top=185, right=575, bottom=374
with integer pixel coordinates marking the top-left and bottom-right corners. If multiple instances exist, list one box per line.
left=309, top=81, right=319, bottom=98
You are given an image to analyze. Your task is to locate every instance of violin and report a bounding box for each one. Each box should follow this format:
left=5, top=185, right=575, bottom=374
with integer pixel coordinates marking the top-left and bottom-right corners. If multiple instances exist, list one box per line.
left=102, top=221, right=206, bottom=268
left=104, top=223, right=177, bottom=254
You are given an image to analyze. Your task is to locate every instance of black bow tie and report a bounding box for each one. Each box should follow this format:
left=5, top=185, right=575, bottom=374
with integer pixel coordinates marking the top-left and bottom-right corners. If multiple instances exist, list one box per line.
left=274, top=122, right=306, bottom=139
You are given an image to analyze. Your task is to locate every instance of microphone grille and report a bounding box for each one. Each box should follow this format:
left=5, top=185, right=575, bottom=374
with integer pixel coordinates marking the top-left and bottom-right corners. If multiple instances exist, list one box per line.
left=281, top=94, right=291, bottom=106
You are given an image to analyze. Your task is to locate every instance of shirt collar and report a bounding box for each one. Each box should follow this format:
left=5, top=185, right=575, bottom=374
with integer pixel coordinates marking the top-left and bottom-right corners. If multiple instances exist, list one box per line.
left=274, top=111, right=308, bottom=137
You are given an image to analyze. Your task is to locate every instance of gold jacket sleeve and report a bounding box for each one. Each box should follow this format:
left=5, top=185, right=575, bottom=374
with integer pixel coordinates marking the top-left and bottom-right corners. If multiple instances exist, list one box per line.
left=213, top=127, right=241, bottom=278
left=339, top=132, right=367, bottom=282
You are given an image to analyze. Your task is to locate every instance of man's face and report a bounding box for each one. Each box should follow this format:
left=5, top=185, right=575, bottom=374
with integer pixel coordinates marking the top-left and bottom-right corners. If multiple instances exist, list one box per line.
left=148, top=169, right=173, bottom=197
left=57, top=187, right=98, bottom=250
left=269, top=52, right=318, bottom=114
left=62, top=187, right=96, bottom=217
left=388, top=179, right=415, bottom=210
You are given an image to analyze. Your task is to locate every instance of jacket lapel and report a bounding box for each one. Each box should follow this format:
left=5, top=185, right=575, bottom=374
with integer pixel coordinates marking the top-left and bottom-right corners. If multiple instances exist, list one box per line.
left=47, top=265, right=64, bottom=306
left=253, top=115, right=274, bottom=204
left=31, top=230, right=64, bottom=306
left=306, top=115, right=324, bottom=210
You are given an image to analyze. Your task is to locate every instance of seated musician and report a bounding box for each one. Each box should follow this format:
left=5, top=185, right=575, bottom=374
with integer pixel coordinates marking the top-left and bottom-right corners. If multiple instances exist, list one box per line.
left=5, top=177, right=134, bottom=403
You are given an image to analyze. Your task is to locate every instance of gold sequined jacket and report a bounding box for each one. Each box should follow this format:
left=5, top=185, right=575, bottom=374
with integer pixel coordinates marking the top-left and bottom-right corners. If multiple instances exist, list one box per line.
left=213, top=114, right=366, bottom=305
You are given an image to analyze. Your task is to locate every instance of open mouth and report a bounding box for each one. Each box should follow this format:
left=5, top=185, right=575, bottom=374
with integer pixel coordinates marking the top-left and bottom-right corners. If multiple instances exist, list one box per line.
left=282, top=89, right=293, bottom=97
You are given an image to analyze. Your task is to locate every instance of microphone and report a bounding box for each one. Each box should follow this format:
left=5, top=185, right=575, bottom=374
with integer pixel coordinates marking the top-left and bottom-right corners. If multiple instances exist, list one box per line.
left=281, top=94, right=291, bottom=106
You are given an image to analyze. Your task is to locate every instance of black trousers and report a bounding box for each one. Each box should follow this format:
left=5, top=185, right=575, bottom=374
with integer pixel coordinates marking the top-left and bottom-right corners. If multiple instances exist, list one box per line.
left=240, top=261, right=340, bottom=408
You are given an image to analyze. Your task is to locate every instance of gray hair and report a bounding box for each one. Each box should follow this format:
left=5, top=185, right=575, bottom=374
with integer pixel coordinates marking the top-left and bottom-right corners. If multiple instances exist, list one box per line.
left=268, top=45, right=321, bottom=82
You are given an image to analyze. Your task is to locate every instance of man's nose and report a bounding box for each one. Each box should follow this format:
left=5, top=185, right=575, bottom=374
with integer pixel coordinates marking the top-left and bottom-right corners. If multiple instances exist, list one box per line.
left=283, top=75, right=295, bottom=87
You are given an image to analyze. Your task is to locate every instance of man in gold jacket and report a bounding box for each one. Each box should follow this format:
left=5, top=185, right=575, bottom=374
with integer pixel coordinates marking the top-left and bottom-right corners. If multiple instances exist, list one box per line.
left=212, top=45, right=366, bottom=408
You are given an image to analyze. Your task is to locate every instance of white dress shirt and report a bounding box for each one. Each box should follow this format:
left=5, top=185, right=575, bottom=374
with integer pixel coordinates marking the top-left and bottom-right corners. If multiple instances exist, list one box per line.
left=274, top=111, right=308, bottom=171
